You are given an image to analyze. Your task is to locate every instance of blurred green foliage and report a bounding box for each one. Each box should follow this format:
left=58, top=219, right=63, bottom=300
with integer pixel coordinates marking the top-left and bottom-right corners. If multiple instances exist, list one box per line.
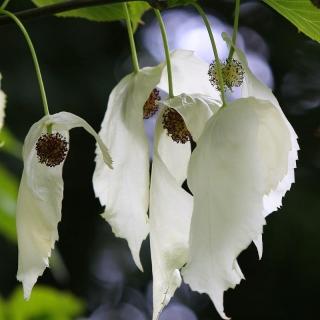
left=32, top=0, right=151, bottom=32
left=0, top=286, right=84, bottom=320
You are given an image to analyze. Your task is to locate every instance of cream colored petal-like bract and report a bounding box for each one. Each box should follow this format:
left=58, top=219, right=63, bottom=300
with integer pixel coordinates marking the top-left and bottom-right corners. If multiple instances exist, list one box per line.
left=17, top=112, right=111, bottom=300
left=182, top=98, right=269, bottom=319
left=150, top=107, right=193, bottom=320
left=158, top=49, right=221, bottom=100
left=222, top=32, right=298, bottom=217
left=160, top=93, right=221, bottom=142
left=0, top=74, right=6, bottom=133
left=93, top=67, right=164, bottom=270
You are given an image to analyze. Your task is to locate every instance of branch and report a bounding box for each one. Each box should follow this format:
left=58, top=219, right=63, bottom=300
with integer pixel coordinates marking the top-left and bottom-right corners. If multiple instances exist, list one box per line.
left=0, top=0, right=142, bottom=27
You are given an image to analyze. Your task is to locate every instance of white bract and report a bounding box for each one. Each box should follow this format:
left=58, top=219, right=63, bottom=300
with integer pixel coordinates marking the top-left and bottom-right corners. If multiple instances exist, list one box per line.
left=93, top=50, right=221, bottom=319
left=180, top=34, right=298, bottom=319
left=16, top=111, right=112, bottom=300
left=0, top=74, right=6, bottom=133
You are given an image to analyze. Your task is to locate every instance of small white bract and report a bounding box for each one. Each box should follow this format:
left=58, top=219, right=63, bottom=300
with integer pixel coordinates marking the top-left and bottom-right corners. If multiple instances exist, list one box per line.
left=16, top=111, right=112, bottom=300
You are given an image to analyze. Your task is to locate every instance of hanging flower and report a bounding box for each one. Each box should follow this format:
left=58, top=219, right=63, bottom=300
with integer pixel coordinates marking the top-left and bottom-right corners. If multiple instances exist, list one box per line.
left=93, top=50, right=221, bottom=319
left=16, top=112, right=112, bottom=300
left=179, top=33, right=299, bottom=319
left=150, top=93, right=221, bottom=320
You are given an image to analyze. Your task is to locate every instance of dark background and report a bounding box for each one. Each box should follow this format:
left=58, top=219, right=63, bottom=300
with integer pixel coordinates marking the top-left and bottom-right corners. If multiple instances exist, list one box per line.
left=0, top=0, right=320, bottom=319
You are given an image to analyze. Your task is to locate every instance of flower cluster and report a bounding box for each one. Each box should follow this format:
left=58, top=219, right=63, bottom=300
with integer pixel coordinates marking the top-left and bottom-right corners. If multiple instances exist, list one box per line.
left=16, top=33, right=298, bottom=320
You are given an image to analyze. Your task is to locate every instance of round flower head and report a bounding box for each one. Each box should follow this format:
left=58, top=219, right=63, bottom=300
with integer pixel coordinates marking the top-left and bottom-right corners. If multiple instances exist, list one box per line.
left=162, top=107, right=192, bottom=144
left=36, top=132, right=68, bottom=167
left=208, top=58, right=245, bottom=92
left=143, top=88, right=161, bottom=119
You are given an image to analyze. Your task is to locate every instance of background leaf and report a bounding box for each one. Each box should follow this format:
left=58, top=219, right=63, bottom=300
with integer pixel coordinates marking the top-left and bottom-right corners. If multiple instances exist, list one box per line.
left=0, top=164, right=18, bottom=243
left=6, top=286, right=84, bottom=320
left=0, top=126, right=22, bottom=159
left=32, top=0, right=151, bottom=32
left=263, top=0, right=320, bottom=43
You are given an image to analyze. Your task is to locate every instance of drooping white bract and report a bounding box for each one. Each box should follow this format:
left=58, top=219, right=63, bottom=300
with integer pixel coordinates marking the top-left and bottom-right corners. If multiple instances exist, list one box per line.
left=93, top=49, right=218, bottom=271
left=222, top=32, right=299, bottom=257
left=181, top=97, right=293, bottom=319
left=150, top=94, right=221, bottom=320
left=0, top=74, right=6, bottom=133
left=16, top=112, right=112, bottom=300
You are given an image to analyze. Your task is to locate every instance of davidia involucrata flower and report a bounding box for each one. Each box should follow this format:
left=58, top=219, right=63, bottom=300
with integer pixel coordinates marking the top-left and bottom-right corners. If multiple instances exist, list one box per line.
left=179, top=33, right=299, bottom=319
left=93, top=50, right=221, bottom=319
left=16, top=112, right=112, bottom=300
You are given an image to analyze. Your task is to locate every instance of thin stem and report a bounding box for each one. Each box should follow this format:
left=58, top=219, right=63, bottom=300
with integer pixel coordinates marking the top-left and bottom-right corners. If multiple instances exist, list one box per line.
left=192, top=1, right=226, bottom=106
left=123, top=2, right=139, bottom=73
left=154, top=9, right=173, bottom=98
left=0, top=0, right=11, bottom=10
left=228, top=0, right=240, bottom=60
left=0, top=10, right=50, bottom=115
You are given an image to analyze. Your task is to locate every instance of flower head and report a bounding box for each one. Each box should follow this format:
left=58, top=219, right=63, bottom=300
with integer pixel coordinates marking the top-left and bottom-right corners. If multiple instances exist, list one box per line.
left=208, top=58, right=245, bottom=92
left=162, top=107, right=192, bottom=144
left=143, top=88, right=161, bottom=119
left=16, top=112, right=112, bottom=300
left=35, top=132, right=68, bottom=167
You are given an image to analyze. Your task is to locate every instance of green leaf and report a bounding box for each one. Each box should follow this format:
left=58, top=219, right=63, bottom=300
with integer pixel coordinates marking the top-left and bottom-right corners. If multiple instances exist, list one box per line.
left=6, top=286, right=84, bottom=320
left=0, top=126, right=23, bottom=159
left=263, top=0, right=320, bottom=43
left=32, top=0, right=151, bottom=32
left=0, top=164, right=18, bottom=243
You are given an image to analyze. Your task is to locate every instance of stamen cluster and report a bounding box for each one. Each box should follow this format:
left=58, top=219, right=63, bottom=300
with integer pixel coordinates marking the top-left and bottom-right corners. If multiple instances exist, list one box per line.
left=36, top=132, right=68, bottom=167
left=143, top=88, right=161, bottom=119
left=208, top=58, right=245, bottom=92
left=162, top=108, right=192, bottom=144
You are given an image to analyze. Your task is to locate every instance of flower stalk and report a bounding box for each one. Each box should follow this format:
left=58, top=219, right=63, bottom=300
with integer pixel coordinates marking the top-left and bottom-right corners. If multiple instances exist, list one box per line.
left=154, top=9, right=174, bottom=99
left=123, top=2, right=139, bottom=73
left=0, top=10, right=50, bottom=116
left=192, top=1, right=227, bottom=106
left=228, top=0, right=241, bottom=61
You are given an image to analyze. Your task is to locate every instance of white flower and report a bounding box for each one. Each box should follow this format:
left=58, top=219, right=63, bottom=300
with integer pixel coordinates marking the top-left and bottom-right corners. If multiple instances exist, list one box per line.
left=16, top=111, right=112, bottom=300
left=0, top=74, right=6, bottom=134
left=93, top=50, right=220, bottom=319
left=178, top=34, right=298, bottom=319
left=150, top=93, right=221, bottom=319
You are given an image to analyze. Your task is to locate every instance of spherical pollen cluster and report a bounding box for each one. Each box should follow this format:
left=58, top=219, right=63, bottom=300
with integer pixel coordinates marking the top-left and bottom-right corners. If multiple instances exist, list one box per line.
left=36, top=132, right=68, bottom=167
left=143, top=88, right=161, bottom=119
left=162, top=108, right=192, bottom=144
left=208, top=58, right=245, bottom=92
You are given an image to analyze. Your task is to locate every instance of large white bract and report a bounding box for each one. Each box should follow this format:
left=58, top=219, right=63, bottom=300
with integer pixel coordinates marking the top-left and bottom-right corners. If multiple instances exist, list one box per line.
left=93, top=50, right=221, bottom=319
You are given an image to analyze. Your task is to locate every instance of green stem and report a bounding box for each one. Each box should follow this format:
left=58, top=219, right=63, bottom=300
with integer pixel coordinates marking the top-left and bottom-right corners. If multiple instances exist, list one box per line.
left=228, top=0, right=240, bottom=60
left=192, top=2, right=227, bottom=106
left=0, top=10, right=50, bottom=115
left=154, top=9, right=173, bottom=99
left=0, top=0, right=11, bottom=10
left=123, top=3, right=139, bottom=73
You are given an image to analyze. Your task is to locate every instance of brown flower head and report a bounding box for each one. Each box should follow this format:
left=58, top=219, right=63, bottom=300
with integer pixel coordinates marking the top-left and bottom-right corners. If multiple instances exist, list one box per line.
left=162, top=108, right=192, bottom=144
left=35, top=132, right=68, bottom=167
left=143, top=88, right=161, bottom=119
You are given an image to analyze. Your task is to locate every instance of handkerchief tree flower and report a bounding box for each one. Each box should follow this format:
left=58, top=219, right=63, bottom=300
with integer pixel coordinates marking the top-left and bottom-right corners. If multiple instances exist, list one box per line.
left=169, top=2, right=298, bottom=318
left=2, top=11, right=113, bottom=300
left=93, top=6, right=220, bottom=318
